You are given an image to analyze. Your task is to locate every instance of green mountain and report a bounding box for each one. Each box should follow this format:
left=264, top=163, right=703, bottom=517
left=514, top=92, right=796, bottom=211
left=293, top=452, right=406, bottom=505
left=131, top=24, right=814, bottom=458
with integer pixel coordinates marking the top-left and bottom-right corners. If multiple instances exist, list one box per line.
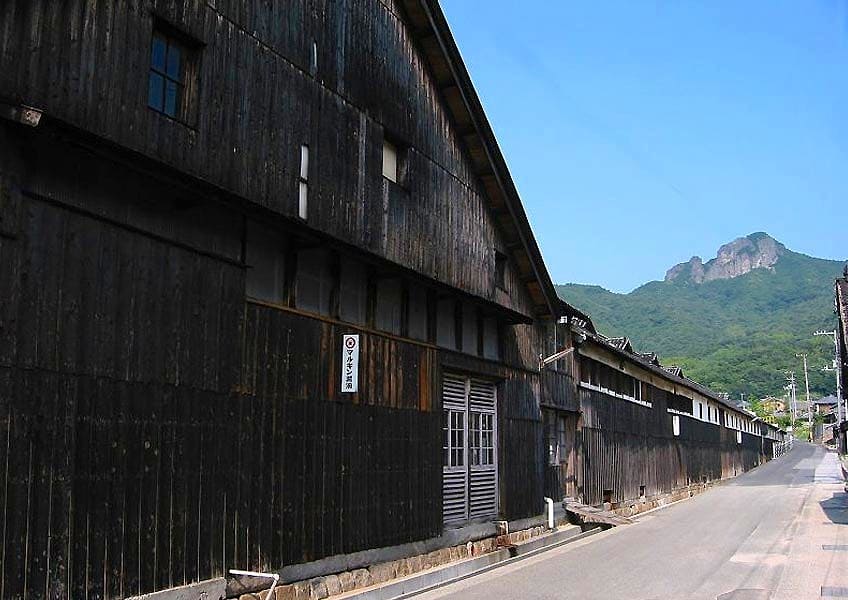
left=557, top=233, right=846, bottom=400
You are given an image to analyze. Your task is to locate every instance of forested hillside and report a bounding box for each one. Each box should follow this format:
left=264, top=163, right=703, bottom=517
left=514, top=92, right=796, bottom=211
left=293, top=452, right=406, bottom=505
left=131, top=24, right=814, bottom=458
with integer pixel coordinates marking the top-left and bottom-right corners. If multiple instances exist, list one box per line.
left=557, top=236, right=845, bottom=399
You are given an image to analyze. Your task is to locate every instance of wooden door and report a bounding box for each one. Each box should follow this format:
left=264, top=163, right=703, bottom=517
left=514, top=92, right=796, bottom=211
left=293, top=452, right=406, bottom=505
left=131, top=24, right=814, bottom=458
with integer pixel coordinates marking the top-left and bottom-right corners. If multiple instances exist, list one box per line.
left=442, top=373, right=498, bottom=524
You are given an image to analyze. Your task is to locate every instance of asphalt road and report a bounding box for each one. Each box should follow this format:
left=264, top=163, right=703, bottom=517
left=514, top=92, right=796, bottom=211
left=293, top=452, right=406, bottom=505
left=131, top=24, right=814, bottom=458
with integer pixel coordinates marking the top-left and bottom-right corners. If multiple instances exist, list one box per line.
left=415, top=443, right=848, bottom=600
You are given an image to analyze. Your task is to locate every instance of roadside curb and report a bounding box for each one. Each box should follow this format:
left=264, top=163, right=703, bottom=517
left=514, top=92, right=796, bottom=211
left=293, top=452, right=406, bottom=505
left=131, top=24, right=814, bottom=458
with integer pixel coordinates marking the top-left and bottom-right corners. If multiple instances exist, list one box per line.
left=332, top=526, right=601, bottom=600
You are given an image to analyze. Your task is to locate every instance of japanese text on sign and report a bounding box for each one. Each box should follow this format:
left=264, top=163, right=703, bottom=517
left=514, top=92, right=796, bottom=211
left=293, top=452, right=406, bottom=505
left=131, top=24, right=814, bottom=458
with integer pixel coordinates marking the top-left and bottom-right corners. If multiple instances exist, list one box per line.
left=341, top=334, right=360, bottom=393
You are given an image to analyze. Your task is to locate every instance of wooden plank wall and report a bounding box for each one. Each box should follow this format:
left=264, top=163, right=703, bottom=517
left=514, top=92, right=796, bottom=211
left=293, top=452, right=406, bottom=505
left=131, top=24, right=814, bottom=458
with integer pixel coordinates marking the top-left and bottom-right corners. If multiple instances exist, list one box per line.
left=0, top=114, right=553, bottom=599
left=542, top=370, right=578, bottom=412
left=0, top=191, right=442, bottom=598
left=543, top=412, right=579, bottom=501
left=496, top=373, right=545, bottom=520
left=438, top=349, right=549, bottom=521
left=0, top=192, right=244, bottom=599
left=240, top=302, right=442, bottom=568
left=579, top=387, right=770, bottom=507
left=0, top=0, right=566, bottom=594
left=0, top=0, right=537, bottom=319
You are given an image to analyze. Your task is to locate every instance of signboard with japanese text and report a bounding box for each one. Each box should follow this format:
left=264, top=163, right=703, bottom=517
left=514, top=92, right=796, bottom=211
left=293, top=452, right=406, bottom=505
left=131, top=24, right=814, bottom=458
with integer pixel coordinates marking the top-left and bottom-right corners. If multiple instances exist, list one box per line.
left=341, top=334, right=360, bottom=393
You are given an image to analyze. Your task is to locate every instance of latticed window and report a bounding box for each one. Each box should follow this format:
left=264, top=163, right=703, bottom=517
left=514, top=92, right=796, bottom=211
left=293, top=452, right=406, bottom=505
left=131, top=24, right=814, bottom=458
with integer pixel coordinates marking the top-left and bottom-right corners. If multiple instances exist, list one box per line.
left=544, top=410, right=568, bottom=466
left=148, top=25, right=198, bottom=121
left=443, top=410, right=465, bottom=468
left=470, top=412, right=495, bottom=466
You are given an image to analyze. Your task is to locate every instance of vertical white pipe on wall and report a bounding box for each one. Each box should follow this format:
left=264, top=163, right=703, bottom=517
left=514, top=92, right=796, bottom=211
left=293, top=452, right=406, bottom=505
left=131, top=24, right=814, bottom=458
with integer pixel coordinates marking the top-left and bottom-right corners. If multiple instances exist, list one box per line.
left=543, top=497, right=555, bottom=529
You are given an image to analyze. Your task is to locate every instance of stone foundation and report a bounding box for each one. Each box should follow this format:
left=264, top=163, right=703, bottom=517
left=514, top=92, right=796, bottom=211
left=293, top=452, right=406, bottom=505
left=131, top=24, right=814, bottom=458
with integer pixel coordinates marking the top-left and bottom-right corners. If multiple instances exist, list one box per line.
left=607, top=481, right=714, bottom=518
left=232, top=525, right=551, bottom=600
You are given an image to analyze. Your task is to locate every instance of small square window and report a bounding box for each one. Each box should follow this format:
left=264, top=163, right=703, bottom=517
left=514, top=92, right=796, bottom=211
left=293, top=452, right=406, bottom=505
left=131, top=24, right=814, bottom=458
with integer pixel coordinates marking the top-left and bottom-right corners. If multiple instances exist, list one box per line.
left=382, top=139, right=398, bottom=183
left=298, top=145, right=309, bottom=219
left=148, top=24, right=198, bottom=122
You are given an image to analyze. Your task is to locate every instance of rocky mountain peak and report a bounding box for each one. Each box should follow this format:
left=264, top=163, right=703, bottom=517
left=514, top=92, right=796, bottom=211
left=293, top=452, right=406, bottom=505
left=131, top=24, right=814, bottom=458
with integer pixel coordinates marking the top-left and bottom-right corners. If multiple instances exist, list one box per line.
left=665, top=233, right=786, bottom=284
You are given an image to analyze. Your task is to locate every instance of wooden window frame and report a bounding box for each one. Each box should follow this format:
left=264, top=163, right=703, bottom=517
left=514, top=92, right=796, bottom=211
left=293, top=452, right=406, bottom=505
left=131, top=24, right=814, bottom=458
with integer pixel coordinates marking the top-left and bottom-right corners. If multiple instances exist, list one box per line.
left=298, top=144, right=309, bottom=220
left=381, top=134, right=409, bottom=188
left=148, top=20, right=200, bottom=124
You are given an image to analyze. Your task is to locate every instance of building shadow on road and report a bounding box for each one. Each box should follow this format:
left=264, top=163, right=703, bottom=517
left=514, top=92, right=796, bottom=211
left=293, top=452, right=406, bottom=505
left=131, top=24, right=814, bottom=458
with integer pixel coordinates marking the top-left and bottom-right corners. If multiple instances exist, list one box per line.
left=820, top=492, right=848, bottom=524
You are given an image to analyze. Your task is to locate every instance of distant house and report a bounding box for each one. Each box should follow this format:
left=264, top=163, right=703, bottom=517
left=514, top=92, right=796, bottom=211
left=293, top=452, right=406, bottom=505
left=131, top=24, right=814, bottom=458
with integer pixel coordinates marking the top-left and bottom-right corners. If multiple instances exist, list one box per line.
left=760, top=396, right=786, bottom=414
left=761, top=396, right=787, bottom=414
left=814, top=395, right=838, bottom=410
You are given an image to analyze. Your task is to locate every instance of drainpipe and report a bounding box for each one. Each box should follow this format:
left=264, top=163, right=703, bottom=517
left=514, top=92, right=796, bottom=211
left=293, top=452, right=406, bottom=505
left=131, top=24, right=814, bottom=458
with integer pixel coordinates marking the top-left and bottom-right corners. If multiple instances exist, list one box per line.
left=229, top=569, right=279, bottom=599
left=543, top=497, right=555, bottom=529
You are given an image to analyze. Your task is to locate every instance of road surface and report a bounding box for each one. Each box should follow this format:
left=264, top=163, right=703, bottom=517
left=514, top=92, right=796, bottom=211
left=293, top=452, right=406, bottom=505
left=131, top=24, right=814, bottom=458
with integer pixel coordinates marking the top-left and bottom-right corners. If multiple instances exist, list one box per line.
left=415, top=443, right=848, bottom=600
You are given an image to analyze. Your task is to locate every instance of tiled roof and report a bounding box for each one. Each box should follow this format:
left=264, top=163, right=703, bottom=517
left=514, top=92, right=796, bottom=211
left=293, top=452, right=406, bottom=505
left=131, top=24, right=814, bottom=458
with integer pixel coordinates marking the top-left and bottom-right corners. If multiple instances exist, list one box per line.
left=606, top=337, right=633, bottom=352
left=636, top=351, right=661, bottom=366
left=663, top=365, right=684, bottom=377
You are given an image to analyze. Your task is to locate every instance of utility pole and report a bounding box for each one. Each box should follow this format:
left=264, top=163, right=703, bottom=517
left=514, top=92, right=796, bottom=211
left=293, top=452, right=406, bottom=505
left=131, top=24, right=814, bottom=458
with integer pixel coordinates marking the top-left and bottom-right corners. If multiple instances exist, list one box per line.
left=786, top=371, right=797, bottom=431
left=815, top=329, right=844, bottom=424
left=797, top=353, right=812, bottom=442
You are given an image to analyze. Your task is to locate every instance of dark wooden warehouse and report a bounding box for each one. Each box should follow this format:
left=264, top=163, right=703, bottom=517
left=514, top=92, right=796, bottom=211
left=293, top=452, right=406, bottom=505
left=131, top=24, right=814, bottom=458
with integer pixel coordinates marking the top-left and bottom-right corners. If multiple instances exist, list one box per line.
left=0, top=1, right=786, bottom=599
left=548, top=327, right=785, bottom=510
left=0, top=0, right=571, bottom=597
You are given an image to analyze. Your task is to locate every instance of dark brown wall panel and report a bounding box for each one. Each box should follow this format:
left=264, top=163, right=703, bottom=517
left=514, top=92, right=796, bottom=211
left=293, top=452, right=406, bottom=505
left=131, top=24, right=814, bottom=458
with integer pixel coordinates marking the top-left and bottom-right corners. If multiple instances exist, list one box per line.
left=0, top=195, right=444, bottom=598
left=0, top=0, right=537, bottom=318
left=578, top=388, right=771, bottom=507
left=0, top=192, right=245, bottom=599
left=240, top=303, right=442, bottom=566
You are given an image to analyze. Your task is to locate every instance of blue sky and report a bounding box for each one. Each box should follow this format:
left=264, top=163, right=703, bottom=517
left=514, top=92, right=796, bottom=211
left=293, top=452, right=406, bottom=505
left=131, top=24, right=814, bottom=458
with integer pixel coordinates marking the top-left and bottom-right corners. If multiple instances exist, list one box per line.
left=441, top=1, right=848, bottom=292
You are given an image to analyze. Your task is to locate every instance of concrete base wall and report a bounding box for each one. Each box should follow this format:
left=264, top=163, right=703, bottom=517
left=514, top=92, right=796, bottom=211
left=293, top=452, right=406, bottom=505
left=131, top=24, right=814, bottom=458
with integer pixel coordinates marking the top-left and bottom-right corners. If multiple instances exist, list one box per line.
left=125, top=578, right=226, bottom=600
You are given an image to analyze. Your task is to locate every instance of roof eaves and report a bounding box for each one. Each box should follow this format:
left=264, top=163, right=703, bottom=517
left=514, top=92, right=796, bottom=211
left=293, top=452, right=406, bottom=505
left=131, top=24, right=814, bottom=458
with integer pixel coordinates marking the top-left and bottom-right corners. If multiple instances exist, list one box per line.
left=578, top=330, right=751, bottom=414
left=413, top=0, right=560, bottom=318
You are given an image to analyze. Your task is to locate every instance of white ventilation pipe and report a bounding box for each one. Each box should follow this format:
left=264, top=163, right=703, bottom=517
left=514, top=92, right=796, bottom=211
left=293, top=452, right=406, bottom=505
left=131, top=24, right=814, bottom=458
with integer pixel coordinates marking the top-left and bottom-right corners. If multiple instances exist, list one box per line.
left=543, top=497, right=555, bottom=529
left=229, top=569, right=279, bottom=599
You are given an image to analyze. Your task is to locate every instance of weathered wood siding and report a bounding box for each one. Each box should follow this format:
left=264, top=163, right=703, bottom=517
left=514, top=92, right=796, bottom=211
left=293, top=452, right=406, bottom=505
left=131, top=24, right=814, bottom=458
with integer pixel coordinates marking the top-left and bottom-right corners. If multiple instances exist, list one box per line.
left=837, top=280, right=848, bottom=422
left=0, top=191, right=442, bottom=598
left=0, top=0, right=535, bottom=318
left=542, top=370, right=578, bottom=412
left=0, top=191, right=244, bottom=599
left=439, top=349, right=548, bottom=521
left=0, top=0, right=564, bottom=595
left=497, top=373, right=545, bottom=520
left=543, top=412, right=579, bottom=501
left=240, top=303, right=442, bottom=567
left=579, top=387, right=769, bottom=506
left=0, top=125, right=448, bottom=600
